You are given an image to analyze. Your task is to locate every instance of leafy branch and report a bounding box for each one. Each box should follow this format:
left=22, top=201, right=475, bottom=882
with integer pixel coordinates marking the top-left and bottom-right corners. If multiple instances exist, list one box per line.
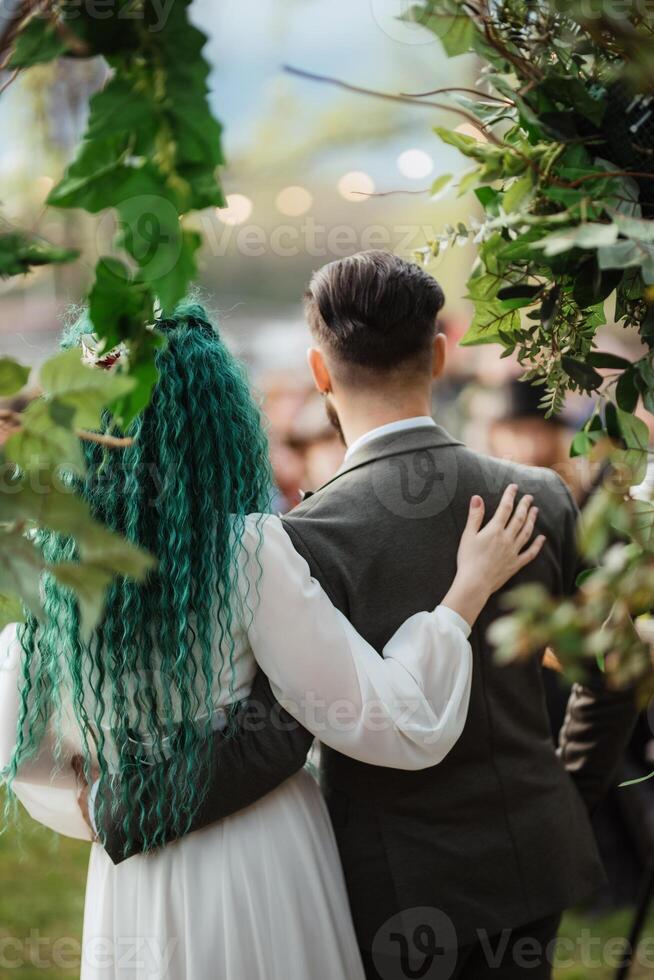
left=0, top=0, right=227, bottom=630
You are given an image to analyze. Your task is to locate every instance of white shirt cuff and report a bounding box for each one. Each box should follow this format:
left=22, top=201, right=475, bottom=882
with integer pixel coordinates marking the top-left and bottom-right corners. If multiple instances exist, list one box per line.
left=437, top=604, right=472, bottom=639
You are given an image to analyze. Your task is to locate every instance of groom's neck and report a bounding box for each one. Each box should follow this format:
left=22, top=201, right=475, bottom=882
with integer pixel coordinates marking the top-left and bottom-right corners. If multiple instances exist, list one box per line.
left=335, top=388, right=433, bottom=450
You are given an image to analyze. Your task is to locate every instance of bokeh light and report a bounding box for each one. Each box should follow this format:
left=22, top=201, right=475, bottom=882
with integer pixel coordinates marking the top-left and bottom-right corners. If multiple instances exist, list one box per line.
left=337, top=171, right=375, bottom=202
left=276, top=185, right=313, bottom=216
left=397, top=149, right=433, bottom=179
left=216, top=193, right=253, bottom=225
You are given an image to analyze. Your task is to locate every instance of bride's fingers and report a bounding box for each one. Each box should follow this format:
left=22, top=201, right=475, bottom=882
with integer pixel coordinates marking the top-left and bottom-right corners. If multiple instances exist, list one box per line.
left=514, top=505, right=538, bottom=549
left=464, top=495, right=485, bottom=535
left=490, top=484, right=518, bottom=528
left=516, top=534, right=546, bottom=569
left=506, top=494, right=534, bottom=538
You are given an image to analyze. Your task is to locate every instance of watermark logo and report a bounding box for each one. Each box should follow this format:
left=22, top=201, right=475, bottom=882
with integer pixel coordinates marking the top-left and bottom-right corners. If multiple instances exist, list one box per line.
left=370, top=439, right=459, bottom=520
left=369, top=0, right=437, bottom=46
left=372, top=907, right=458, bottom=980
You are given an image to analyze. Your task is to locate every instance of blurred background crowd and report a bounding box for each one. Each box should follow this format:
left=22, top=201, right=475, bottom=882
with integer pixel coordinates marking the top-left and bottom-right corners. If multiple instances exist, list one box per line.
left=2, top=0, right=654, bottom=976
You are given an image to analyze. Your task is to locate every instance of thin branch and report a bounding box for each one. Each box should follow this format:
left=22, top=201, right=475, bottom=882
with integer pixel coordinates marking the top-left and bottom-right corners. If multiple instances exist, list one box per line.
left=76, top=429, right=134, bottom=449
left=0, top=64, right=19, bottom=94
left=569, top=170, right=654, bottom=189
left=400, top=85, right=511, bottom=104
left=283, top=65, right=503, bottom=146
left=0, top=410, right=134, bottom=449
left=353, top=187, right=430, bottom=198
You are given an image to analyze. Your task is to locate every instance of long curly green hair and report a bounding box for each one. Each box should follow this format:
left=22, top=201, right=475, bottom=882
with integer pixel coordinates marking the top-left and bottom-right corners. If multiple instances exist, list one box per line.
left=6, top=302, right=272, bottom=852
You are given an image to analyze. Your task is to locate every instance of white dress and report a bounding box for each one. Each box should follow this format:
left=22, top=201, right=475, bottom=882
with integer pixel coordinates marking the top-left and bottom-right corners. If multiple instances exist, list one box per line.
left=0, top=515, right=472, bottom=980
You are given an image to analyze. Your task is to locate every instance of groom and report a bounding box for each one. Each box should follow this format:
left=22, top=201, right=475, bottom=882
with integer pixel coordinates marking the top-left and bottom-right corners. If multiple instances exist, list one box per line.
left=94, top=251, right=636, bottom=979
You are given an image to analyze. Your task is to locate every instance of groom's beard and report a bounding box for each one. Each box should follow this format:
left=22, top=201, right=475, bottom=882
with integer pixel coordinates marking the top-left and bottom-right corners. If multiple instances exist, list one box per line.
left=323, top=395, right=346, bottom=446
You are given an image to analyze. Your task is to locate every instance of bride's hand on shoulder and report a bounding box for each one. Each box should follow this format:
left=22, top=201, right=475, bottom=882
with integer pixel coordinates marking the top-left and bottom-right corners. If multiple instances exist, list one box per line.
left=443, top=484, right=545, bottom=629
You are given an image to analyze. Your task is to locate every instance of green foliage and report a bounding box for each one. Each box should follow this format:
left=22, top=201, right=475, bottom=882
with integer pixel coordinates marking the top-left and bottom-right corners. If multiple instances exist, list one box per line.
left=0, top=358, right=29, bottom=396
left=0, top=231, right=78, bottom=277
left=412, top=0, right=654, bottom=687
left=0, top=0, right=227, bottom=629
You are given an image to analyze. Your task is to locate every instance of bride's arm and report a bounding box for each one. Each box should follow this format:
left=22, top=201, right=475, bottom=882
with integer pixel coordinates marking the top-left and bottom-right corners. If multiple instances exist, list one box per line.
left=0, top=625, right=92, bottom=842
left=242, top=487, right=543, bottom=770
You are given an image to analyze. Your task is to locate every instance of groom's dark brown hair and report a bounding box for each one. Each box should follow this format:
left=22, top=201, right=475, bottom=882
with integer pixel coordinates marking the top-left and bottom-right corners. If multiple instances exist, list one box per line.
left=304, top=250, right=444, bottom=377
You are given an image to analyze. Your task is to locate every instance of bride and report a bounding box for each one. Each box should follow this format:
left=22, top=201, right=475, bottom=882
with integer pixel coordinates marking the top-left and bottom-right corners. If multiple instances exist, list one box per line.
left=0, top=304, right=543, bottom=980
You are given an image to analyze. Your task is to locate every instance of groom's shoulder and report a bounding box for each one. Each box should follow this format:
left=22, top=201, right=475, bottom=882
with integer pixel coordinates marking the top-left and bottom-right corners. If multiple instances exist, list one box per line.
left=461, top=446, right=573, bottom=506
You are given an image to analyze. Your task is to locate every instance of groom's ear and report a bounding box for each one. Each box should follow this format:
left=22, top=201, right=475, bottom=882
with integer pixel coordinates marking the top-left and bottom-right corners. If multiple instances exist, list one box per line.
left=431, top=332, right=447, bottom=381
left=307, top=347, right=333, bottom=395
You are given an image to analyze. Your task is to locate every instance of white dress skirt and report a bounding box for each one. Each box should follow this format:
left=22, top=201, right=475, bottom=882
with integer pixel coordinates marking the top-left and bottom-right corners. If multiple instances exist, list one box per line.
left=0, top=515, right=473, bottom=980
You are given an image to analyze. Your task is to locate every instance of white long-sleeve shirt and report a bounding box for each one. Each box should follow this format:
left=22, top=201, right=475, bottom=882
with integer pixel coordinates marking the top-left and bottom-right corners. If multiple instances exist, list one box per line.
left=0, top=514, right=472, bottom=840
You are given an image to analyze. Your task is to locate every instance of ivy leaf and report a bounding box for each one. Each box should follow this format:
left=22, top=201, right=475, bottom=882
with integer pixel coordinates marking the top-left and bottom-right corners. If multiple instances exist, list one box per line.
left=88, top=257, right=154, bottom=352
left=8, top=16, right=67, bottom=67
left=39, top=348, right=136, bottom=430
left=412, top=8, right=476, bottom=56
left=0, top=358, right=30, bottom=396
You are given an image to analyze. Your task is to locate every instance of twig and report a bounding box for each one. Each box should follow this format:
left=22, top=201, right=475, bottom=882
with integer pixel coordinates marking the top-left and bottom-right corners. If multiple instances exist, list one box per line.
left=569, top=170, right=654, bottom=188
left=353, top=187, right=430, bottom=198
left=76, top=430, right=133, bottom=449
left=400, top=85, right=511, bottom=104
left=0, top=410, right=134, bottom=449
left=283, top=65, right=503, bottom=146
left=0, top=64, right=19, bottom=94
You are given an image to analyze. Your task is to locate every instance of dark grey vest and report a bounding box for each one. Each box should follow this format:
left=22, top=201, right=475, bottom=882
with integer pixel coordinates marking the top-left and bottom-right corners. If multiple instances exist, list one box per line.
left=283, top=424, right=605, bottom=951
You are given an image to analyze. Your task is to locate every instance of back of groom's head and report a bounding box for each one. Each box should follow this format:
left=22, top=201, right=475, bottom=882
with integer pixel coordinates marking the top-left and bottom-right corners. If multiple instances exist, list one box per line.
left=304, top=250, right=445, bottom=386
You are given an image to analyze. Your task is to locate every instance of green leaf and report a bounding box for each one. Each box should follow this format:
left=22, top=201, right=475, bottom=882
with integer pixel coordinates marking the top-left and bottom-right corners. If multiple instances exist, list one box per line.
left=39, top=348, right=136, bottom=430
left=4, top=400, right=84, bottom=473
left=0, top=534, right=45, bottom=619
left=51, top=561, right=114, bottom=639
left=414, top=9, right=476, bottom=56
left=561, top=356, right=603, bottom=391
left=475, top=186, right=499, bottom=210
left=88, top=257, right=154, bottom=352
left=616, top=369, right=640, bottom=412
left=533, top=223, right=619, bottom=257
left=503, top=174, right=534, bottom=213
left=8, top=16, right=67, bottom=67
left=0, top=592, right=25, bottom=630
left=460, top=302, right=520, bottom=347
left=570, top=431, right=592, bottom=457
left=573, top=261, right=623, bottom=309
left=587, top=352, right=632, bottom=370
left=456, top=168, right=481, bottom=197
left=434, top=126, right=480, bottom=156
left=430, top=173, right=453, bottom=197
left=0, top=232, right=79, bottom=278
left=616, top=407, right=649, bottom=451
left=0, top=358, right=30, bottom=396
